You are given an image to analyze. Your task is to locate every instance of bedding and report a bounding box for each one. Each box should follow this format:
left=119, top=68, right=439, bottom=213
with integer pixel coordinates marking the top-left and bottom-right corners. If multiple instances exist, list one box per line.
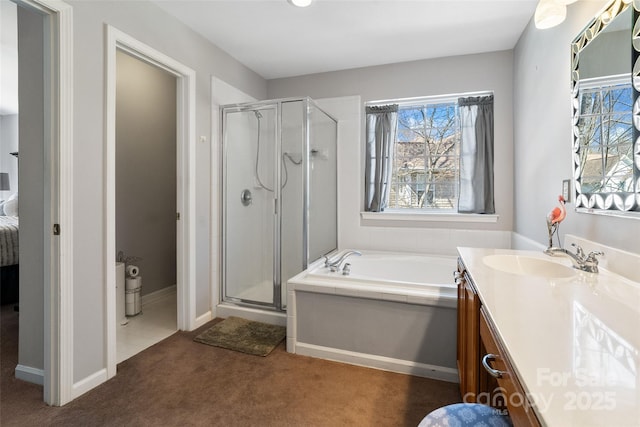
left=2, top=193, right=18, bottom=216
left=0, top=216, right=18, bottom=267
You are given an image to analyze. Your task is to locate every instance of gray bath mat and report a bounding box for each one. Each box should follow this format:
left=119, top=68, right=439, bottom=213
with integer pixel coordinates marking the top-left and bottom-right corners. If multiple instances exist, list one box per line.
left=194, top=316, right=286, bottom=356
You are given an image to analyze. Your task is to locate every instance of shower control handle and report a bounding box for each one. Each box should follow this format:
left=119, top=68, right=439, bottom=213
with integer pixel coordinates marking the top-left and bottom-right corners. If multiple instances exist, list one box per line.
left=240, top=189, right=252, bottom=206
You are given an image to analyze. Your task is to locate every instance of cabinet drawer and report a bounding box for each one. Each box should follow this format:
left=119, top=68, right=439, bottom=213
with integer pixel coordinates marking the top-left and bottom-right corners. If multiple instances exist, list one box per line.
left=480, top=307, right=541, bottom=427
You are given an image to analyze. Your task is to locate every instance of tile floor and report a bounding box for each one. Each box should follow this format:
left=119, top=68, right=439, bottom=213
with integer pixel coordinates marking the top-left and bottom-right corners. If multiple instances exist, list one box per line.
left=116, top=289, right=177, bottom=364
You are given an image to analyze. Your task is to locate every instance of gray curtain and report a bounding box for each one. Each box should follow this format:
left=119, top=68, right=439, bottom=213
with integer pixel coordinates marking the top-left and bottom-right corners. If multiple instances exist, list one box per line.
left=458, top=95, right=494, bottom=214
left=365, top=104, right=398, bottom=212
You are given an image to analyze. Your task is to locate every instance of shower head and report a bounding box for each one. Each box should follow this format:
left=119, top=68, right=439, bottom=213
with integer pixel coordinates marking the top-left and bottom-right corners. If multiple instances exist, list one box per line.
left=254, top=110, right=263, bottom=119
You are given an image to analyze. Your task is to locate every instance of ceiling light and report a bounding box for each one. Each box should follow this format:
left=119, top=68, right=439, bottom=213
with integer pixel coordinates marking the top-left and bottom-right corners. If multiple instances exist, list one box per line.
left=287, top=0, right=313, bottom=7
left=535, top=0, right=567, bottom=29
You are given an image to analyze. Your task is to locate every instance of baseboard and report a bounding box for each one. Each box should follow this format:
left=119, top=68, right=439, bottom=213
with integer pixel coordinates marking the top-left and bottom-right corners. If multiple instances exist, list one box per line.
left=194, top=310, right=213, bottom=329
left=294, top=342, right=459, bottom=383
left=72, top=368, right=108, bottom=400
left=15, top=364, right=44, bottom=385
left=141, top=285, right=176, bottom=307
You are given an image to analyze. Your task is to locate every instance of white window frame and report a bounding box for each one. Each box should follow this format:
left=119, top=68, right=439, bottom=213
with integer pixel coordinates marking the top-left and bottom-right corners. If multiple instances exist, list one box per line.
left=362, top=92, right=498, bottom=224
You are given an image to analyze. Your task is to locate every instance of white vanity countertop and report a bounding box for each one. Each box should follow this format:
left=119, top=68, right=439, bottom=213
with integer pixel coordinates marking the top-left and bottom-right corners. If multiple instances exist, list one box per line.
left=457, top=247, right=640, bottom=427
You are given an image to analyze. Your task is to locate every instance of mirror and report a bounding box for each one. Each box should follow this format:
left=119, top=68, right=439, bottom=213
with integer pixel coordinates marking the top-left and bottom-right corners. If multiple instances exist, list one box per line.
left=571, top=1, right=639, bottom=214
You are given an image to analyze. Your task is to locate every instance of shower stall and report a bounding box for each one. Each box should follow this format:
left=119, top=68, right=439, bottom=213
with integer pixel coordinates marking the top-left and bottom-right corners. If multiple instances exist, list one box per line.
left=221, top=97, right=338, bottom=313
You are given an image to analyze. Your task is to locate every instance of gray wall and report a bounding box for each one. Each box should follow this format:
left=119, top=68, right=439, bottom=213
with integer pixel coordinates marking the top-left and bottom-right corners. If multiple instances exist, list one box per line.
left=268, top=51, right=515, bottom=257
left=17, top=5, right=45, bottom=372
left=513, top=1, right=640, bottom=254
left=116, top=50, right=177, bottom=297
left=67, top=0, right=266, bottom=383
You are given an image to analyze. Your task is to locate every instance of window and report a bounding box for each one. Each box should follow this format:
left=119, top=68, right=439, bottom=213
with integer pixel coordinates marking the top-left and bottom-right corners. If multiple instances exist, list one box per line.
left=365, top=92, right=494, bottom=216
left=391, top=101, right=460, bottom=210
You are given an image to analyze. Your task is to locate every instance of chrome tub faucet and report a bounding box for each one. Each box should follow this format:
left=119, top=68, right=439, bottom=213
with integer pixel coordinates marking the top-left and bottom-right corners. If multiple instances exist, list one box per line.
left=324, top=250, right=362, bottom=273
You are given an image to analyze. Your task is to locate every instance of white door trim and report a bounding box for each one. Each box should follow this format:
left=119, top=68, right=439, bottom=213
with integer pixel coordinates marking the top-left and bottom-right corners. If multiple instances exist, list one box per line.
left=104, top=25, right=196, bottom=379
left=15, top=0, right=74, bottom=406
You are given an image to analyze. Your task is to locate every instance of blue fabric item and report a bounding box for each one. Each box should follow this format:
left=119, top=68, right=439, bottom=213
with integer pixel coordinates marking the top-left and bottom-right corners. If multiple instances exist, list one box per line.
left=418, top=403, right=512, bottom=427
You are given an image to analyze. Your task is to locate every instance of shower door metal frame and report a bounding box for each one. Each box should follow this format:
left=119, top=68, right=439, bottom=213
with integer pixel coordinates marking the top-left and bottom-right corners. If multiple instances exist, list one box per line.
left=273, top=103, right=283, bottom=310
left=301, top=101, right=310, bottom=283
left=221, top=102, right=279, bottom=310
left=220, top=97, right=337, bottom=312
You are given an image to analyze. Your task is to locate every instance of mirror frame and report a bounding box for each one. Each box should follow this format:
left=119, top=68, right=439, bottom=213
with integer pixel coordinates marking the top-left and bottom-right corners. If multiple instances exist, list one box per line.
left=571, top=0, right=639, bottom=214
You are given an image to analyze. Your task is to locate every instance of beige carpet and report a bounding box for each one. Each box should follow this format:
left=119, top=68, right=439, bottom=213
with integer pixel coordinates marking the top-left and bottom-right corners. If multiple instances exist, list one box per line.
left=0, top=304, right=462, bottom=426
left=194, top=316, right=286, bottom=356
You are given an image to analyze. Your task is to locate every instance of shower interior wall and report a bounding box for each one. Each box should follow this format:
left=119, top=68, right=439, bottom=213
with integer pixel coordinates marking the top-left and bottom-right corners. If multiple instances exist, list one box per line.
left=307, top=103, right=338, bottom=263
left=224, top=109, right=275, bottom=303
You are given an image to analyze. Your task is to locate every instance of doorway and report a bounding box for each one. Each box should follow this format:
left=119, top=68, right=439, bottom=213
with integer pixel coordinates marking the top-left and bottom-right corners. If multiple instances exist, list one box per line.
left=105, top=26, right=197, bottom=379
left=2, top=0, right=73, bottom=406
left=114, top=50, right=178, bottom=363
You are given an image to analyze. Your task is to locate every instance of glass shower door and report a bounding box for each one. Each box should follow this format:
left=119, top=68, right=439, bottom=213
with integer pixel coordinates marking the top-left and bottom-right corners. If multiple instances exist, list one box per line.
left=223, top=106, right=277, bottom=307
left=308, top=102, right=338, bottom=263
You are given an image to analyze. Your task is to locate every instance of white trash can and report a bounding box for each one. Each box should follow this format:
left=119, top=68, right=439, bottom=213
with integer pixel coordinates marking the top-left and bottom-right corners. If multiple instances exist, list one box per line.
left=125, top=276, right=142, bottom=316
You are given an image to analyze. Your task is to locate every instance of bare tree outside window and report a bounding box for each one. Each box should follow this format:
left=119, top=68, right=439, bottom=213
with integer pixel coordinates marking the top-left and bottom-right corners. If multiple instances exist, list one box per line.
left=389, top=102, right=460, bottom=209
left=577, top=82, right=633, bottom=194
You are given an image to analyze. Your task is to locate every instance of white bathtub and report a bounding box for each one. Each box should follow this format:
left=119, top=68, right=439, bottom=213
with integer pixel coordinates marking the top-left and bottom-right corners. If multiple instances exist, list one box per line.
left=305, top=250, right=457, bottom=303
left=287, top=250, right=459, bottom=383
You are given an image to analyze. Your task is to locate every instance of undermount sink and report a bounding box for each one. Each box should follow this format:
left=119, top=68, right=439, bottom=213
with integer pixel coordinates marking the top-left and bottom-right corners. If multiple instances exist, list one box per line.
left=483, top=254, right=576, bottom=279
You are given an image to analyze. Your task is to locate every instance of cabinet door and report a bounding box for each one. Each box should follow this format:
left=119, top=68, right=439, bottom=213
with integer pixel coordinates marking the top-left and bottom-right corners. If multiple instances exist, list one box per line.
left=456, top=264, right=465, bottom=382
left=456, top=259, right=479, bottom=402
left=462, top=274, right=480, bottom=402
left=480, top=307, right=541, bottom=427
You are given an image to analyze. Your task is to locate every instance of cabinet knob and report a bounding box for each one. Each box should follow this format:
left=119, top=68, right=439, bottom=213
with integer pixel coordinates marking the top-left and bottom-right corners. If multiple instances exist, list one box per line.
left=482, top=354, right=507, bottom=379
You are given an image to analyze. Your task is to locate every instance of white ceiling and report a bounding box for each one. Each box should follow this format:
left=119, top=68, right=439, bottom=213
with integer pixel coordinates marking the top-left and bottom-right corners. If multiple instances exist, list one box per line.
left=0, top=0, right=539, bottom=115
left=153, top=0, right=539, bottom=80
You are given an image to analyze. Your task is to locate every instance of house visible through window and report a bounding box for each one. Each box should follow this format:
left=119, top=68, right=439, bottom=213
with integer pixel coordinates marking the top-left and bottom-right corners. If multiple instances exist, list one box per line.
left=391, top=101, right=460, bottom=210
left=577, top=78, right=633, bottom=194
left=365, top=92, right=494, bottom=214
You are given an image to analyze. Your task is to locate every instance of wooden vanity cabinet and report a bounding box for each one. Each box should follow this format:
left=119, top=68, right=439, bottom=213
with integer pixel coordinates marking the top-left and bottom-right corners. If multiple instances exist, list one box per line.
left=456, top=259, right=480, bottom=402
left=457, top=257, right=541, bottom=427
left=480, top=307, right=541, bottom=427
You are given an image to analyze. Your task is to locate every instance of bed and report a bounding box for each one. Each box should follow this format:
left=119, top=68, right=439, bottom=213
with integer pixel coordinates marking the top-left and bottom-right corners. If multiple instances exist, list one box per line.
left=0, top=215, right=19, bottom=304
left=0, top=216, right=18, bottom=267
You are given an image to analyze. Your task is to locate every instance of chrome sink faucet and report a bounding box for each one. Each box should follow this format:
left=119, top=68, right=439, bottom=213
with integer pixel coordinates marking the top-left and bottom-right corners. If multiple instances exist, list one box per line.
left=324, top=250, right=361, bottom=273
left=544, top=243, right=604, bottom=273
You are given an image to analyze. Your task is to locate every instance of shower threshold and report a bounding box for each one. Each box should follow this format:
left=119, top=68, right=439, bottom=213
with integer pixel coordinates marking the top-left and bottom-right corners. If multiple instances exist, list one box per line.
left=216, top=302, right=286, bottom=327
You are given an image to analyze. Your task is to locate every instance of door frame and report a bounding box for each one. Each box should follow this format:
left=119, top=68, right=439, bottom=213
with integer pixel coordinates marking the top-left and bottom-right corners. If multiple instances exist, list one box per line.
left=14, top=0, right=73, bottom=406
left=104, top=25, right=196, bottom=378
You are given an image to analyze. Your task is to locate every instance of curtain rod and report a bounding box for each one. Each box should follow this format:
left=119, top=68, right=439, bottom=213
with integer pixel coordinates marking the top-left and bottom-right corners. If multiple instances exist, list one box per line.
left=366, top=90, right=493, bottom=108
